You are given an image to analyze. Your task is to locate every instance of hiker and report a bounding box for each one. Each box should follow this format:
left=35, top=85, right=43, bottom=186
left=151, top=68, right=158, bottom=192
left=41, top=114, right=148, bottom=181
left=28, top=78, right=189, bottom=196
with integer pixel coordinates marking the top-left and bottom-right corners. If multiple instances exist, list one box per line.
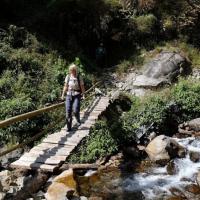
left=61, top=64, right=85, bottom=132
left=95, top=43, right=107, bottom=67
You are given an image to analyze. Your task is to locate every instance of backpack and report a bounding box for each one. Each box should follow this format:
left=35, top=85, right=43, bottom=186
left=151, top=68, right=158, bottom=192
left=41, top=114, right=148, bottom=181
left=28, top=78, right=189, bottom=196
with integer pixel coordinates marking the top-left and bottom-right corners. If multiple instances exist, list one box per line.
left=66, top=73, right=81, bottom=91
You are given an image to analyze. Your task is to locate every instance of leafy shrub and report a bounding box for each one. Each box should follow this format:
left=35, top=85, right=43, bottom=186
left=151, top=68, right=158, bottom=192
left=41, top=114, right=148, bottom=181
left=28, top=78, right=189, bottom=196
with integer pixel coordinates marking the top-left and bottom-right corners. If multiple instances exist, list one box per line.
left=68, top=120, right=119, bottom=163
left=134, top=14, right=157, bottom=34
left=171, top=79, right=200, bottom=120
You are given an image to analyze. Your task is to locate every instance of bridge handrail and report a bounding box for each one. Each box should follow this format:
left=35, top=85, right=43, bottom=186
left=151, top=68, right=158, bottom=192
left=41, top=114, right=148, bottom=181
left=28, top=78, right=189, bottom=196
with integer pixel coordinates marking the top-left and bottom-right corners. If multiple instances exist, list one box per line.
left=0, top=81, right=101, bottom=129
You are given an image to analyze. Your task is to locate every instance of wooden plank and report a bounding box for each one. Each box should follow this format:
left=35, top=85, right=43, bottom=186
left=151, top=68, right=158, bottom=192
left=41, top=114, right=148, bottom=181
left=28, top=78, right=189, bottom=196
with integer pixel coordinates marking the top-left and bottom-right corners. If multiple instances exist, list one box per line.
left=30, top=146, right=75, bottom=156
left=10, top=160, right=58, bottom=172
left=30, top=146, right=73, bottom=154
left=42, top=136, right=81, bottom=144
left=43, top=132, right=87, bottom=141
left=44, top=132, right=88, bottom=142
left=22, top=152, right=66, bottom=161
left=29, top=149, right=71, bottom=156
left=37, top=143, right=75, bottom=149
left=19, top=156, right=63, bottom=165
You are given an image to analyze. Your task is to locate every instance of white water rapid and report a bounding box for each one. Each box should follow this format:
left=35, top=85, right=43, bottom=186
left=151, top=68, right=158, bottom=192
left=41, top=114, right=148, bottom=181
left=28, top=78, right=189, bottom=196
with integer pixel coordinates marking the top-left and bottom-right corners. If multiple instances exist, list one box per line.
left=122, top=137, right=200, bottom=200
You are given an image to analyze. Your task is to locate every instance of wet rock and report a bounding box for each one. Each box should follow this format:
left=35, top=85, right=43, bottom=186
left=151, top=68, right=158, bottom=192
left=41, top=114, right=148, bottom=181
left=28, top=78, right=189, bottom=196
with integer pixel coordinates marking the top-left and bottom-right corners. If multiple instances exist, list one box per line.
left=166, top=160, right=179, bottom=175
left=45, top=169, right=77, bottom=200
left=185, top=184, right=200, bottom=194
left=145, top=135, right=186, bottom=163
left=189, top=151, right=200, bottom=162
left=169, top=187, right=186, bottom=199
left=166, top=139, right=186, bottom=159
left=196, top=172, right=200, bottom=186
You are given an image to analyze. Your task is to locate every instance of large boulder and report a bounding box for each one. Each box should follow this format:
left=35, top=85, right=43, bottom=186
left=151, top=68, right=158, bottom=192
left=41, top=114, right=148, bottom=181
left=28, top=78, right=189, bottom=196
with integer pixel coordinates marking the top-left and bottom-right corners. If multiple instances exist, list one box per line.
left=188, top=118, right=200, bottom=132
left=45, top=169, right=77, bottom=200
left=125, top=51, right=190, bottom=89
left=145, top=135, right=186, bottom=163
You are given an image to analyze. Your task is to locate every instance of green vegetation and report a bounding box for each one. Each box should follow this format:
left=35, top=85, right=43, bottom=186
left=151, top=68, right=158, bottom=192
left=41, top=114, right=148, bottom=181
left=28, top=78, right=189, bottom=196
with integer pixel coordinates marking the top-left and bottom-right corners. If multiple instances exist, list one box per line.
left=0, top=26, right=93, bottom=144
left=1, top=0, right=200, bottom=162
left=134, top=14, right=157, bottom=35
left=69, top=78, right=200, bottom=163
left=69, top=120, right=119, bottom=163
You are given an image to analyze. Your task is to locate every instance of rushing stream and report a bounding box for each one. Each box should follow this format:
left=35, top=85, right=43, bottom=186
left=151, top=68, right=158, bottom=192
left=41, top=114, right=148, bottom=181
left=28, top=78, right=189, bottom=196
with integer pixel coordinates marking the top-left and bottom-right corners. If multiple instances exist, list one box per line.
left=122, top=137, right=200, bottom=199
left=78, top=137, right=200, bottom=200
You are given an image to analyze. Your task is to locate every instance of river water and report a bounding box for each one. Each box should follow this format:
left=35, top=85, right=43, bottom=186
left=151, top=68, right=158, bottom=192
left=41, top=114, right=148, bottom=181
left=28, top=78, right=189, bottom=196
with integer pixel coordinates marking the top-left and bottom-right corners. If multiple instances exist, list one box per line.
left=78, top=136, right=200, bottom=200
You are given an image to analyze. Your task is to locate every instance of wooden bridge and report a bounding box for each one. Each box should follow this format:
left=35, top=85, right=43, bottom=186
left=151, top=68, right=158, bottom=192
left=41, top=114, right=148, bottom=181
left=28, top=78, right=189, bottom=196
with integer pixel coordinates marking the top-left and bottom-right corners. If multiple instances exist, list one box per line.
left=0, top=83, right=110, bottom=172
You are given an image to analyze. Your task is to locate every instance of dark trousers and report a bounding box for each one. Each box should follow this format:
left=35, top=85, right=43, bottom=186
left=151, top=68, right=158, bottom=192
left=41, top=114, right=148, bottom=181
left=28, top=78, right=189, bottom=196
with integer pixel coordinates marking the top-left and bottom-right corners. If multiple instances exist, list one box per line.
left=65, top=94, right=81, bottom=130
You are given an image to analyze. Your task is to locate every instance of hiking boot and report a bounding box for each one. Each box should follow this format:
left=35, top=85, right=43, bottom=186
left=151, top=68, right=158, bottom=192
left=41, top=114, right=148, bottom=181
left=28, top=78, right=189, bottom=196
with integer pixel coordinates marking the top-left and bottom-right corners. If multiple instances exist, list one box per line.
left=66, top=128, right=72, bottom=132
left=76, top=122, right=81, bottom=126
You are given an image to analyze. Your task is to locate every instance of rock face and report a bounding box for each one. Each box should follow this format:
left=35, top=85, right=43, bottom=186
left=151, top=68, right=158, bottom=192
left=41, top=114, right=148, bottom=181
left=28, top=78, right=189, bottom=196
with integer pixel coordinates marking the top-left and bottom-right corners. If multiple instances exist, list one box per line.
left=45, top=169, right=77, bottom=200
left=145, top=135, right=186, bottom=162
left=120, top=52, right=190, bottom=95
left=135, top=51, right=189, bottom=87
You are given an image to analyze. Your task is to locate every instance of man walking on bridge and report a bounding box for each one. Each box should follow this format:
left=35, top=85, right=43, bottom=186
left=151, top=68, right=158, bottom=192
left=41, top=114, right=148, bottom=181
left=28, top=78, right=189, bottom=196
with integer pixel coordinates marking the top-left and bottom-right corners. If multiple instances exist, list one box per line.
left=61, top=64, right=85, bottom=132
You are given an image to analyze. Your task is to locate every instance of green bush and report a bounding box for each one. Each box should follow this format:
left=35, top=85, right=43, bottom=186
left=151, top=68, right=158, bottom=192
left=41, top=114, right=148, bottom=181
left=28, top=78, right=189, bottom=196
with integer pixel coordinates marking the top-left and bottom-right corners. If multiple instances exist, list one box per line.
left=134, top=14, right=157, bottom=34
left=68, top=120, right=119, bottom=163
left=171, top=79, right=200, bottom=119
